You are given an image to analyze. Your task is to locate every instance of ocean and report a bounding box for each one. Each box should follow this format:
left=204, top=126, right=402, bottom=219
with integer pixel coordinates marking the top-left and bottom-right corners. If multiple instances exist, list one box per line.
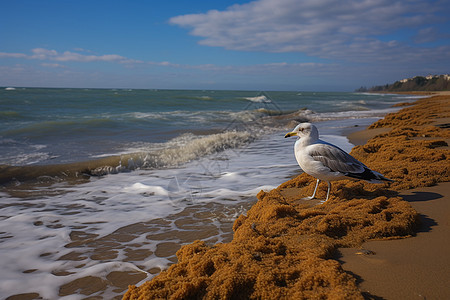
left=0, top=88, right=421, bottom=299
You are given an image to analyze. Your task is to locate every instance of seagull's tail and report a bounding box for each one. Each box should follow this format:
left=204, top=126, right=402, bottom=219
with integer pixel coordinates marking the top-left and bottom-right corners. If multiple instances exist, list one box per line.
left=345, top=168, right=394, bottom=183
left=368, top=170, right=394, bottom=184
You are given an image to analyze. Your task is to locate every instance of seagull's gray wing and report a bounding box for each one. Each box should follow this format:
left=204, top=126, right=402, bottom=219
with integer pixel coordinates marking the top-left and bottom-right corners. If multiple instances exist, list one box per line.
left=307, top=143, right=365, bottom=174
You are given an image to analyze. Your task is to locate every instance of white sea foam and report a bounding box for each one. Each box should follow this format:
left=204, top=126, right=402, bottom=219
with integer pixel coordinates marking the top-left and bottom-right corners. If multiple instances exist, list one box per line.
left=308, top=107, right=402, bottom=122
left=245, top=95, right=271, bottom=103
left=0, top=123, right=363, bottom=299
left=89, top=131, right=257, bottom=175
left=1, top=128, right=311, bottom=299
left=356, top=92, right=428, bottom=100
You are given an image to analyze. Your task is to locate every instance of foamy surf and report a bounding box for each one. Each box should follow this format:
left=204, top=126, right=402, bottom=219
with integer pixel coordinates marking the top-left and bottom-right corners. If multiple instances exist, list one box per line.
left=0, top=132, right=297, bottom=299
left=244, top=95, right=272, bottom=103
left=0, top=130, right=258, bottom=186
left=0, top=122, right=393, bottom=299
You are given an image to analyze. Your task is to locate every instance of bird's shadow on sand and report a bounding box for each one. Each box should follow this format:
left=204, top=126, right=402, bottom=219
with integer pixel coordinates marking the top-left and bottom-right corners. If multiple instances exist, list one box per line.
left=399, top=190, right=441, bottom=233
left=400, top=190, right=443, bottom=202
left=338, top=183, right=443, bottom=203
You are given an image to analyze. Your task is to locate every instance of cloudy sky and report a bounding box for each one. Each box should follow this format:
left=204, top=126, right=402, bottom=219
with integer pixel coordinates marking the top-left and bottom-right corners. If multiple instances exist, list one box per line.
left=1, top=0, right=449, bottom=91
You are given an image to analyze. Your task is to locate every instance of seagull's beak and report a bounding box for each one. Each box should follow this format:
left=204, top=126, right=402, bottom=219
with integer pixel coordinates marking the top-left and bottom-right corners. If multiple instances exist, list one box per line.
left=284, top=131, right=297, bottom=138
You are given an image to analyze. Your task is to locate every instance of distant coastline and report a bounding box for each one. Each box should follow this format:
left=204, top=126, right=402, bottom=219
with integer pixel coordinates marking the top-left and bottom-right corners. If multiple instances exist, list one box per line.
left=356, top=74, right=450, bottom=92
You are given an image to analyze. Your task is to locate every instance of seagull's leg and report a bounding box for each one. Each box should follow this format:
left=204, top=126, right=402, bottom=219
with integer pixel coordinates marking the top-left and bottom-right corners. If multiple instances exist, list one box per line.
left=325, top=181, right=331, bottom=202
left=319, top=181, right=331, bottom=204
left=303, top=179, right=320, bottom=200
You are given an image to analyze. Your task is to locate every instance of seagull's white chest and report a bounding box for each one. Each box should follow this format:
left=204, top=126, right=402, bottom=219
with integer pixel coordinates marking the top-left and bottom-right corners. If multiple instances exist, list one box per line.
left=294, top=139, right=344, bottom=181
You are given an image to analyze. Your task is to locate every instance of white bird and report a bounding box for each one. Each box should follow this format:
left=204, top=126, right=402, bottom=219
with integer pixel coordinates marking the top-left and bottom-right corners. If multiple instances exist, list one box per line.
left=285, top=123, right=392, bottom=202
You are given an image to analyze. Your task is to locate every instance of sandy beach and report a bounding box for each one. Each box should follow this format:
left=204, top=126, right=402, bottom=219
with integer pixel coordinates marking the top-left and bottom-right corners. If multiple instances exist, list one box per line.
left=123, top=93, right=449, bottom=299
left=338, top=97, right=450, bottom=299
left=339, top=182, right=450, bottom=299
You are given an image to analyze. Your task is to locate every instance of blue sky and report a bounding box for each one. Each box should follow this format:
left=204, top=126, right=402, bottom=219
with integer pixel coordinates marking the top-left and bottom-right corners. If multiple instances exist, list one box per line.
left=1, top=0, right=449, bottom=91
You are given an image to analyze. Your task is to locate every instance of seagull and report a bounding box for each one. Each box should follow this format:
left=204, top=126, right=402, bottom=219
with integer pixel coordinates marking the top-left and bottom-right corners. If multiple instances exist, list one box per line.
left=285, top=123, right=392, bottom=202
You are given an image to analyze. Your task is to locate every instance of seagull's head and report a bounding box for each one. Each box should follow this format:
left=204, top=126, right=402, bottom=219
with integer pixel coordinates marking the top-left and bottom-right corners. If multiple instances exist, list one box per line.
left=284, top=122, right=318, bottom=139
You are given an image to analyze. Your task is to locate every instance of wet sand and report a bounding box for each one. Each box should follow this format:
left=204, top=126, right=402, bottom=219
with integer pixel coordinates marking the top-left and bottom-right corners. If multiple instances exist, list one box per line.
left=123, top=94, right=449, bottom=299
left=339, top=182, right=450, bottom=300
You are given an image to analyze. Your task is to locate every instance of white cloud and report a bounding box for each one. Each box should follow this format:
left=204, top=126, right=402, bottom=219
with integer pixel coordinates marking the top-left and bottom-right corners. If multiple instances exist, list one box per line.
left=169, top=0, right=450, bottom=63
left=41, top=63, right=66, bottom=68
left=55, top=51, right=126, bottom=62
left=0, top=48, right=196, bottom=69
left=31, top=48, right=58, bottom=59
left=0, top=48, right=143, bottom=64
left=0, top=52, right=28, bottom=59
left=72, top=48, right=94, bottom=53
left=29, top=48, right=131, bottom=63
left=412, top=27, right=450, bottom=44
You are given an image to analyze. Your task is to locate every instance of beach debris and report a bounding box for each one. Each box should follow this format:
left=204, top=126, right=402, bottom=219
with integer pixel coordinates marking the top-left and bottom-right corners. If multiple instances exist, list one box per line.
left=355, top=249, right=376, bottom=256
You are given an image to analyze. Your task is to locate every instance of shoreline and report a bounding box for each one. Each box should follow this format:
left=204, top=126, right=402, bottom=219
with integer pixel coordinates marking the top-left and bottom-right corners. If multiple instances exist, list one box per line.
left=123, top=93, right=449, bottom=299
left=340, top=96, right=450, bottom=299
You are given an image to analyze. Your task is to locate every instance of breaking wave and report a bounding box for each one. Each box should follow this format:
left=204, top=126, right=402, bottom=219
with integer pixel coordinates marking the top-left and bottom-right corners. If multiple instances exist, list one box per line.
left=0, top=131, right=256, bottom=185
left=244, top=95, right=272, bottom=103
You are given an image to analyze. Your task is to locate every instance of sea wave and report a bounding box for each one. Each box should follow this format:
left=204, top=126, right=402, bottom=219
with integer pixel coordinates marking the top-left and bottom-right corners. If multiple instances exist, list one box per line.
left=175, top=95, right=215, bottom=101
left=121, top=130, right=256, bottom=171
left=3, top=118, right=118, bottom=138
left=254, top=108, right=283, bottom=116
left=0, top=111, right=24, bottom=119
left=270, top=106, right=403, bottom=125
left=244, top=95, right=272, bottom=103
left=308, top=107, right=402, bottom=121
left=0, top=131, right=257, bottom=185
